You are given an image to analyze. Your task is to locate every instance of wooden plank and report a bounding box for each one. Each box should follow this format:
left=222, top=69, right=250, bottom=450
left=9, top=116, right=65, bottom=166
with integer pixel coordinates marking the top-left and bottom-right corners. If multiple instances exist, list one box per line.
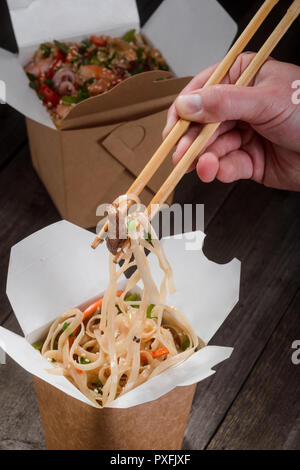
left=174, top=172, right=236, bottom=229
left=0, top=106, right=27, bottom=168
left=0, top=314, right=45, bottom=450
left=182, top=180, right=300, bottom=449
left=0, top=145, right=61, bottom=324
left=207, top=288, right=300, bottom=450
left=219, top=0, right=300, bottom=65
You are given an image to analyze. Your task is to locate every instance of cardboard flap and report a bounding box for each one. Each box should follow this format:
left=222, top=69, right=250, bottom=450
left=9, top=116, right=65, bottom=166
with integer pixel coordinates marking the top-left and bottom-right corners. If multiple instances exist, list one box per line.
left=101, top=109, right=179, bottom=193
left=6, top=221, right=114, bottom=336
left=0, top=326, right=93, bottom=406
left=156, top=232, right=241, bottom=343
left=0, top=47, right=55, bottom=128
left=59, top=72, right=190, bottom=130
left=143, top=0, right=237, bottom=77
left=7, top=0, right=140, bottom=49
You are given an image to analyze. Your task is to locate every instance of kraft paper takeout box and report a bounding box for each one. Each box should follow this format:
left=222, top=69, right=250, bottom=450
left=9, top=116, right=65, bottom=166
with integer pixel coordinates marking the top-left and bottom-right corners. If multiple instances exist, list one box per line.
left=0, top=0, right=237, bottom=228
left=0, top=221, right=240, bottom=449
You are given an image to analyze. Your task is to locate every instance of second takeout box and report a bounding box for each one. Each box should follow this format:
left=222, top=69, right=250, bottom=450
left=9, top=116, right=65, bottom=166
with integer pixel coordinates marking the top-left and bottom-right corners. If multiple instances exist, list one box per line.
left=0, top=221, right=240, bottom=449
left=1, top=0, right=237, bottom=227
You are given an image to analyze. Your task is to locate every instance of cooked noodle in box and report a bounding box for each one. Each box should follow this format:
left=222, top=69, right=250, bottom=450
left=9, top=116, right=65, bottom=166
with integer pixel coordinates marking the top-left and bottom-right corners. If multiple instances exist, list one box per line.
left=0, top=219, right=240, bottom=449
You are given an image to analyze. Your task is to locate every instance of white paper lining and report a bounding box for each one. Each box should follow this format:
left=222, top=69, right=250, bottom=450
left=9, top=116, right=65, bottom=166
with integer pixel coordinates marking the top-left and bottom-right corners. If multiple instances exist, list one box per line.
left=7, top=0, right=140, bottom=49
left=1, top=221, right=240, bottom=408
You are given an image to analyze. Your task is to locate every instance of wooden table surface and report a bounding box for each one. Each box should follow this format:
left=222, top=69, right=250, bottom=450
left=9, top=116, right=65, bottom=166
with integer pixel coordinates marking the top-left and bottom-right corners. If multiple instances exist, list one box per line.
left=0, top=0, right=299, bottom=450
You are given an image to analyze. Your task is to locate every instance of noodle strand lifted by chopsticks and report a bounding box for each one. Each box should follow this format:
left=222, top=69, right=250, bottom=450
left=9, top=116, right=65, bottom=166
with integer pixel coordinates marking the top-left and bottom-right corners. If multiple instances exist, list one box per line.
left=38, top=195, right=203, bottom=407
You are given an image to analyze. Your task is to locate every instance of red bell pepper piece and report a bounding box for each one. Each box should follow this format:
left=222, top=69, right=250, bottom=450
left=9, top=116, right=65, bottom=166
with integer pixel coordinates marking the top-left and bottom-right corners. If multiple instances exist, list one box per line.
left=38, top=83, right=60, bottom=107
left=47, top=50, right=66, bottom=79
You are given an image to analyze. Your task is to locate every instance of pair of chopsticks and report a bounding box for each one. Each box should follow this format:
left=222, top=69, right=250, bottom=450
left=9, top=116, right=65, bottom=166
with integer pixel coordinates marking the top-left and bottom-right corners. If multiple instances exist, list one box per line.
left=92, top=0, right=300, bottom=261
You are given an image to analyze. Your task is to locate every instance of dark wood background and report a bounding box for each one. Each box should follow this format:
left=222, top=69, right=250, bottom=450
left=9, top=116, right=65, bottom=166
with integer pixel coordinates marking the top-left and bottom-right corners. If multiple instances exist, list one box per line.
left=0, top=0, right=299, bottom=450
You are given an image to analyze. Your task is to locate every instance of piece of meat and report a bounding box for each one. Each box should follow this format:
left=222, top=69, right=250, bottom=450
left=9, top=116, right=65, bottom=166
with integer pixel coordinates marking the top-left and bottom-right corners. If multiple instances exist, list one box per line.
left=56, top=103, right=71, bottom=120
left=77, top=65, right=117, bottom=84
left=53, top=67, right=76, bottom=95
left=53, top=67, right=75, bottom=86
left=111, top=38, right=137, bottom=62
left=106, top=204, right=127, bottom=255
left=87, top=78, right=112, bottom=95
left=57, top=81, right=76, bottom=96
left=25, top=58, right=54, bottom=78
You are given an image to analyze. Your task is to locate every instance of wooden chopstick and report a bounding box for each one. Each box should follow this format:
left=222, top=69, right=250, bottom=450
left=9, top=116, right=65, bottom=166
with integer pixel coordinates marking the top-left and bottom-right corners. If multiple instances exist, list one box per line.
left=113, top=0, right=300, bottom=263
left=91, top=0, right=280, bottom=249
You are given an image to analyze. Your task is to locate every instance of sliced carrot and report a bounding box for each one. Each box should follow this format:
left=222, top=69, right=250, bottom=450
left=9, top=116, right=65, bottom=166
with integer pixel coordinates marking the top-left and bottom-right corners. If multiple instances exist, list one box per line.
left=140, top=347, right=169, bottom=364
left=75, top=368, right=83, bottom=374
left=82, top=298, right=103, bottom=322
left=140, top=352, right=148, bottom=365
left=90, top=35, right=107, bottom=47
left=151, top=347, right=169, bottom=359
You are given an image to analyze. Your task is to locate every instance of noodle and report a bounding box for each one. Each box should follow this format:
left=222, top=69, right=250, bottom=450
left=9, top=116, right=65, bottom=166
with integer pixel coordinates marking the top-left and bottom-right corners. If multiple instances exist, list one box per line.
left=37, top=196, right=204, bottom=407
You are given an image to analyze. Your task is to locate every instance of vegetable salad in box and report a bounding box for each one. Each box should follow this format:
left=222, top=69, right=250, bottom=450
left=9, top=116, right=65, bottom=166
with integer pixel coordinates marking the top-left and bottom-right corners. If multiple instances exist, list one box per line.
left=25, top=30, right=169, bottom=125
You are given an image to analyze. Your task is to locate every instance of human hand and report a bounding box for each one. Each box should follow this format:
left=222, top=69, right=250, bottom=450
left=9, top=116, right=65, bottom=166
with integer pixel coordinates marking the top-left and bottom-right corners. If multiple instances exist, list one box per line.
left=163, top=53, right=300, bottom=191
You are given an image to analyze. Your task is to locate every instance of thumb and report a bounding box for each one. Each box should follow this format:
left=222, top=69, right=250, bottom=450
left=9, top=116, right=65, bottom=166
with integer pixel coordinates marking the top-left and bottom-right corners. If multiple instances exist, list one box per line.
left=175, top=84, right=274, bottom=124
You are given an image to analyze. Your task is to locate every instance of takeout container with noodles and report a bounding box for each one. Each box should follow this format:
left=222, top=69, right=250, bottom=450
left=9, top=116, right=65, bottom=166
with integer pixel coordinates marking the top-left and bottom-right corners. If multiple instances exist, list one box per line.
left=0, top=221, right=240, bottom=449
left=0, top=0, right=237, bottom=228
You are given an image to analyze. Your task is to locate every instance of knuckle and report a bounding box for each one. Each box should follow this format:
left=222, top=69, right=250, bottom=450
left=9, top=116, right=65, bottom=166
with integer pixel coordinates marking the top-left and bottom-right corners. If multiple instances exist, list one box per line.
left=203, top=85, right=228, bottom=118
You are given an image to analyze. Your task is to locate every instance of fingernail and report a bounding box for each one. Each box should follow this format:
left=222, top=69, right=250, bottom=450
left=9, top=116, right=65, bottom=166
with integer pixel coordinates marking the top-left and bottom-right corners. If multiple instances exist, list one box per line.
left=177, top=94, right=202, bottom=114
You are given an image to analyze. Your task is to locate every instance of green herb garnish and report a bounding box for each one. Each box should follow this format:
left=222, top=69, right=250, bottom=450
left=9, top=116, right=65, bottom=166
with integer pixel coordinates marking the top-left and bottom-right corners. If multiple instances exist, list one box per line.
left=61, top=95, right=78, bottom=105
left=90, top=56, right=101, bottom=65
left=40, top=43, right=51, bottom=58
left=80, top=357, right=91, bottom=365
left=76, top=90, right=90, bottom=102
left=61, top=90, right=90, bottom=106
left=54, top=40, right=69, bottom=55
left=82, top=57, right=90, bottom=65
left=26, top=72, right=36, bottom=82
left=160, top=64, right=169, bottom=71
left=81, top=40, right=91, bottom=48
left=146, top=304, right=157, bottom=319
left=145, top=232, right=152, bottom=243
left=182, top=337, right=190, bottom=351
left=29, top=81, right=39, bottom=90
left=62, top=322, right=74, bottom=337
left=137, top=48, right=145, bottom=63
left=123, top=29, right=136, bottom=42
left=94, top=379, right=103, bottom=394
left=32, top=340, right=43, bottom=352
left=125, top=292, right=141, bottom=309
left=125, top=293, right=141, bottom=302
left=131, top=65, right=144, bottom=75
left=38, top=92, right=45, bottom=101
left=103, top=52, right=116, bottom=68
left=127, top=220, right=136, bottom=233
left=87, top=77, right=96, bottom=84
left=44, top=78, right=53, bottom=88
